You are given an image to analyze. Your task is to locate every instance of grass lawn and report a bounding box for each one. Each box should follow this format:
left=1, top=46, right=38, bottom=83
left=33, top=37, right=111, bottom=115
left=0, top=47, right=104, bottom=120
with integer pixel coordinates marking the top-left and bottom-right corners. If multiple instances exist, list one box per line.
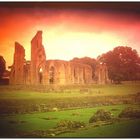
left=58, top=119, right=140, bottom=138
left=0, top=82, right=140, bottom=137
left=0, top=104, right=140, bottom=137
left=0, top=83, right=139, bottom=114
left=0, top=82, right=140, bottom=99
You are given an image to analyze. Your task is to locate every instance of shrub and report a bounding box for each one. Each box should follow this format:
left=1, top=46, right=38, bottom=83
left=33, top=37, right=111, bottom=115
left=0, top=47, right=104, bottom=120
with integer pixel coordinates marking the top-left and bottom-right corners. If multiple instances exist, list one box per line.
left=89, top=109, right=113, bottom=123
left=119, top=107, right=140, bottom=118
left=57, top=120, right=85, bottom=129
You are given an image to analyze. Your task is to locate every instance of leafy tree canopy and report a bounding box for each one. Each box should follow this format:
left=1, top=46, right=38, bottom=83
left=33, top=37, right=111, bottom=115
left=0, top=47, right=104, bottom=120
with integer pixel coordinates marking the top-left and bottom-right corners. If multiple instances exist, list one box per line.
left=98, top=46, right=140, bottom=83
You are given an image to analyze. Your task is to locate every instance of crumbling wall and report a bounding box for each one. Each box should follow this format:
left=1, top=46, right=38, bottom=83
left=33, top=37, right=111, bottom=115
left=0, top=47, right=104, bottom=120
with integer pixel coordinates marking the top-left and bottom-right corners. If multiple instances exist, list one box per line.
left=23, top=61, right=31, bottom=85
left=9, top=30, right=110, bottom=86
left=31, top=31, right=46, bottom=85
left=45, top=60, right=93, bottom=85
left=45, top=60, right=66, bottom=85
left=95, top=63, right=110, bottom=84
left=9, top=42, right=25, bottom=84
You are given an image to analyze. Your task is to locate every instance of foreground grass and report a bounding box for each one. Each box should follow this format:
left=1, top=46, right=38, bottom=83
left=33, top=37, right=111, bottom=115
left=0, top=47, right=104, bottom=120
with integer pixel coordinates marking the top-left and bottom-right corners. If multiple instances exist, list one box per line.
left=0, top=104, right=140, bottom=137
left=57, top=119, right=140, bottom=138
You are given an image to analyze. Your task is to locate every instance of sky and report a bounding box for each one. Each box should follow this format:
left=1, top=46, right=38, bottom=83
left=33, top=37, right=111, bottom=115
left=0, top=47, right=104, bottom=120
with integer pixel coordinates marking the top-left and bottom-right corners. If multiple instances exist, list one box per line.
left=0, top=2, right=140, bottom=68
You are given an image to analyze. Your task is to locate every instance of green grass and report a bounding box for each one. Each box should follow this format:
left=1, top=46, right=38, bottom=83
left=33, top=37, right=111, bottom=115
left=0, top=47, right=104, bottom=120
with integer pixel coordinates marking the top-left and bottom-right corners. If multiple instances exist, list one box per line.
left=0, top=82, right=140, bottom=137
left=0, top=82, right=140, bottom=99
left=57, top=119, right=140, bottom=138
left=0, top=104, right=140, bottom=137
left=0, top=83, right=139, bottom=114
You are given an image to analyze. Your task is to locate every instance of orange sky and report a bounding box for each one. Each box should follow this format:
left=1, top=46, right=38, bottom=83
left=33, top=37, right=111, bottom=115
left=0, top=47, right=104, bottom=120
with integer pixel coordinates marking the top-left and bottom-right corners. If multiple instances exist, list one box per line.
left=0, top=2, right=140, bottom=68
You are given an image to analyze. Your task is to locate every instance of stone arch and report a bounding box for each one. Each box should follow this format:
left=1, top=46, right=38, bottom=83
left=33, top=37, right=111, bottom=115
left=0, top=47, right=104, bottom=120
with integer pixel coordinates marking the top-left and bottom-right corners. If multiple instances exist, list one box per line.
left=38, top=67, right=43, bottom=84
left=49, top=66, right=55, bottom=84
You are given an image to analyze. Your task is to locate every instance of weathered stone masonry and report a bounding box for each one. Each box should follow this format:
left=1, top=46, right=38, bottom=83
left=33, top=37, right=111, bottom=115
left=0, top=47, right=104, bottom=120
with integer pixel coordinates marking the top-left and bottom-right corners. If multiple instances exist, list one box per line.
left=10, top=42, right=25, bottom=84
left=9, top=31, right=109, bottom=85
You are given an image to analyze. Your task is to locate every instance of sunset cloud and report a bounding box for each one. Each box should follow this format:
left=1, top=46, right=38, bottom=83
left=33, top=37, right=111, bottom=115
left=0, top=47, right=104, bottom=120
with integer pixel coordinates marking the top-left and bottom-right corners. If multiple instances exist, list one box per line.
left=0, top=2, right=140, bottom=68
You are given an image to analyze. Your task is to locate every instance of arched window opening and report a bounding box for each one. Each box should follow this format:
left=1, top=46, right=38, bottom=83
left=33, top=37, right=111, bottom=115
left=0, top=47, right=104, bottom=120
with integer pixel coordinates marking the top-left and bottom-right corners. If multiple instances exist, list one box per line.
left=38, top=67, right=43, bottom=84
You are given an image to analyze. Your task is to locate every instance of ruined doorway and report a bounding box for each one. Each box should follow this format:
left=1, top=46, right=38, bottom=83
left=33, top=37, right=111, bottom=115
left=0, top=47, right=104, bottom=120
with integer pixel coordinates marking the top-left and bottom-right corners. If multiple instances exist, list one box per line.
left=49, top=66, right=55, bottom=84
left=38, top=67, right=43, bottom=84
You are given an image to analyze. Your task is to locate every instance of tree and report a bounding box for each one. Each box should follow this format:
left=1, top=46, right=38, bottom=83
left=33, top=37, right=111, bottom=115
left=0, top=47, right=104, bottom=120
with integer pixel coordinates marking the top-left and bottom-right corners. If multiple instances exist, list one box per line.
left=98, top=46, right=140, bottom=83
left=0, top=55, right=6, bottom=79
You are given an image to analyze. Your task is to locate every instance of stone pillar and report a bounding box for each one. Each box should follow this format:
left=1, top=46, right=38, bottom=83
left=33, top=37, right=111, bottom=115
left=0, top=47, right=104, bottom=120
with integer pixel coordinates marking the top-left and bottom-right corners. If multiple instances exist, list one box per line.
left=31, top=31, right=46, bottom=85
left=10, top=42, right=25, bottom=85
left=95, top=63, right=110, bottom=84
left=59, top=63, right=66, bottom=85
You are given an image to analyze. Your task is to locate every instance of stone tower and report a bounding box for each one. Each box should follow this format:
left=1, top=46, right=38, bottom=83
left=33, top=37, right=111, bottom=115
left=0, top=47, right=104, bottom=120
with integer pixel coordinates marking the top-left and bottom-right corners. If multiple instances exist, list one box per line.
left=30, top=31, right=46, bottom=85
left=9, top=42, right=25, bottom=84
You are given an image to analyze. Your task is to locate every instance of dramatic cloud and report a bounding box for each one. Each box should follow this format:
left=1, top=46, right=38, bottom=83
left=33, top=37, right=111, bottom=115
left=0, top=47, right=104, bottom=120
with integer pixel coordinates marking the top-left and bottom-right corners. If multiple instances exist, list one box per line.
left=0, top=2, right=140, bottom=67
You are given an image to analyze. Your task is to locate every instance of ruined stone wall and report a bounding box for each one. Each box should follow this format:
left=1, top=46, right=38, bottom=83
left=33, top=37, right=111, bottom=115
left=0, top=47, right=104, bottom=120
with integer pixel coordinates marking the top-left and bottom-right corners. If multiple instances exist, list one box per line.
left=45, top=60, right=93, bottom=85
left=23, top=61, right=31, bottom=85
left=9, top=42, right=25, bottom=85
left=95, top=63, right=110, bottom=84
left=9, top=30, right=110, bottom=86
left=69, top=61, right=93, bottom=84
left=31, top=31, right=46, bottom=85
left=45, top=60, right=66, bottom=85
left=29, top=31, right=93, bottom=85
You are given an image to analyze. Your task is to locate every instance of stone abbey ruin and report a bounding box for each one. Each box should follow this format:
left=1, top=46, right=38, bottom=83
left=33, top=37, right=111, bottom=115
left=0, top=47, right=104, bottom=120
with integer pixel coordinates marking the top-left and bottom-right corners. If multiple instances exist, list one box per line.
left=9, top=31, right=110, bottom=85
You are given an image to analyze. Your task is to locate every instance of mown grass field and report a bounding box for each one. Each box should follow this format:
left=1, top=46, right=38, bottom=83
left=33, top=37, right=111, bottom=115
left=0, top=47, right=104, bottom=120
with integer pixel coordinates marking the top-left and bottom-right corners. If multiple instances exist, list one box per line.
left=0, top=82, right=140, bottom=138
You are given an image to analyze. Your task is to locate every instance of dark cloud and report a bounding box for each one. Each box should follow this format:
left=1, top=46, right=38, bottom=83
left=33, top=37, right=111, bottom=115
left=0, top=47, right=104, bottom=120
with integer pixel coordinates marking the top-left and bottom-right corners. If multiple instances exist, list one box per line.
left=0, top=2, right=140, bottom=67
left=0, top=2, right=140, bottom=11
left=1, top=2, right=140, bottom=15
